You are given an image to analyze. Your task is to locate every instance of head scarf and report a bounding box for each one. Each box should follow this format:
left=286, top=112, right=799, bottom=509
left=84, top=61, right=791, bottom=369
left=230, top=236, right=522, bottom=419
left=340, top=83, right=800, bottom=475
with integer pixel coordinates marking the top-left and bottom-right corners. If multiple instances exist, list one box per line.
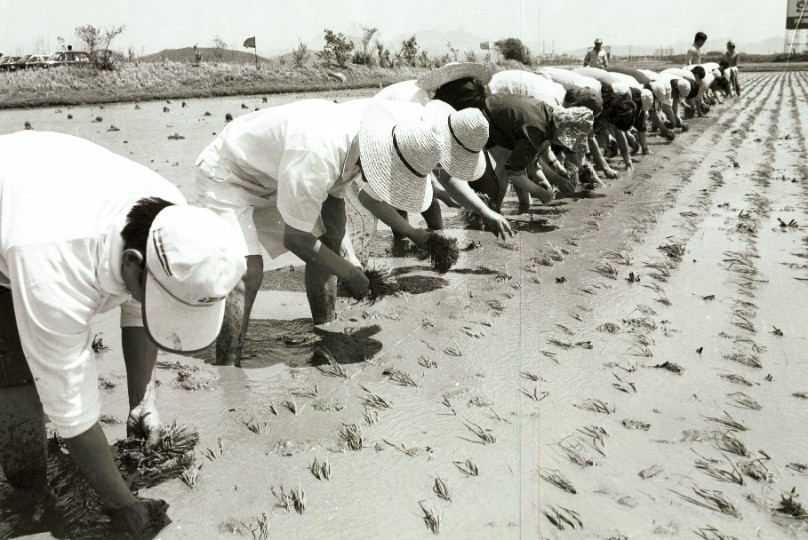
left=551, top=106, right=593, bottom=155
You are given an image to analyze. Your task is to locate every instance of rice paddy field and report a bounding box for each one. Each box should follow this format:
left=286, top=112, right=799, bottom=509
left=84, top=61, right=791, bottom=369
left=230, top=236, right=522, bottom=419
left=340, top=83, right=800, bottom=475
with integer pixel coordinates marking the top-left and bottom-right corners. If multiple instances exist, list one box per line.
left=1, top=69, right=808, bottom=538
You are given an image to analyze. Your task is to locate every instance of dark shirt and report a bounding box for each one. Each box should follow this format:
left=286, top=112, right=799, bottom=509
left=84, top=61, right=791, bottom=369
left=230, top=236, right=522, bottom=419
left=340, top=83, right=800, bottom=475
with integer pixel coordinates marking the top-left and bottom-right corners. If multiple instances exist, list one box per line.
left=484, top=94, right=554, bottom=176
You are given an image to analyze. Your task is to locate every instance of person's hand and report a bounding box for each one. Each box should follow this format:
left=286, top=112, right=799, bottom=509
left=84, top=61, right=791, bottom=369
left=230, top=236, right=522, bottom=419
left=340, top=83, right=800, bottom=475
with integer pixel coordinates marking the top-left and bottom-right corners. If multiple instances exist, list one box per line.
left=481, top=209, right=513, bottom=240
left=603, top=167, right=620, bottom=180
left=345, top=266, right=370, bottom=301
left=127, top=381, right=162, bottom=451
left=109, top=498, right=170, bottom=539
left=410, top=228, right=431, bottom=249
left=625, top=162, right=635, bottom=174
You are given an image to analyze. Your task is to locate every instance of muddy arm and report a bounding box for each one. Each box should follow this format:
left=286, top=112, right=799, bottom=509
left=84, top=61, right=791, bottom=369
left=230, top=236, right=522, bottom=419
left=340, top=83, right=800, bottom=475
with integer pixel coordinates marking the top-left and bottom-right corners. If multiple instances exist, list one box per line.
left=357, top=190, right=430, bottom=246
left=283, top=224, right=356, bottom=280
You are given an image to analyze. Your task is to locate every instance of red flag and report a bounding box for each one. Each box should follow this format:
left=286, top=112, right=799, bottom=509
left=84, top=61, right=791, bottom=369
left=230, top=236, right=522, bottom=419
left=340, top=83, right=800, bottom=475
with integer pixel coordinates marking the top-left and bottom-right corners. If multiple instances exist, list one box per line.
left=243, top=36, right=256, bottom=48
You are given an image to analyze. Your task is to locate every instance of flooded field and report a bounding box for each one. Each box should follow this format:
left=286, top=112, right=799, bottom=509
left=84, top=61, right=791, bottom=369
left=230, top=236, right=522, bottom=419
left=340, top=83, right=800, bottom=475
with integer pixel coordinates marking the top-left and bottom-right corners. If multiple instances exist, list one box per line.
left=1, top=71, right=807, bottom=538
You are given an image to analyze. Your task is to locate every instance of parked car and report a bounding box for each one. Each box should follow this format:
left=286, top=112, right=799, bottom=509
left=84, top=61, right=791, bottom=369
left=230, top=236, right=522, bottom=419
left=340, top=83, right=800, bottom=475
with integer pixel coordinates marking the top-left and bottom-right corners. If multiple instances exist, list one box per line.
left=24, top=54, right=50, bottom=69
left=7, top=54, right=32, bottom=72
left=44, top=50, right=92, bottom=68
left=0, top=56, right=20, bottom=72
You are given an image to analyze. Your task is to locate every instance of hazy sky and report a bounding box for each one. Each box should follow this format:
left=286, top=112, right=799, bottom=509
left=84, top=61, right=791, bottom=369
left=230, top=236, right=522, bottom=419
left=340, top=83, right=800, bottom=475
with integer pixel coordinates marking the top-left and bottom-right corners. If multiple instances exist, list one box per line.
left=0, top=0, right=789, bottom=56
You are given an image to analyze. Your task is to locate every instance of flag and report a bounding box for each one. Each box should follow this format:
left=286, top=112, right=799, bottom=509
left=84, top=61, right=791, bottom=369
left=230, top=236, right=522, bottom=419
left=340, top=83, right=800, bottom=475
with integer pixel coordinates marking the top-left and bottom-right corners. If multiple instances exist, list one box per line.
left=480, top=41, right=490, bottom=50
left=243, top=36, right=256, bottom=49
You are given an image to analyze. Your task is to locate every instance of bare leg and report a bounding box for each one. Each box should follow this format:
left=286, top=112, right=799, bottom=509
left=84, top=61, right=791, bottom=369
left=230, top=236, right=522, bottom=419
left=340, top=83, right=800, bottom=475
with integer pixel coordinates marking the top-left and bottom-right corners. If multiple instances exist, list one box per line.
left=215, top=255, right=263, bottom=367
left=306, top=196, right=346, bottom=325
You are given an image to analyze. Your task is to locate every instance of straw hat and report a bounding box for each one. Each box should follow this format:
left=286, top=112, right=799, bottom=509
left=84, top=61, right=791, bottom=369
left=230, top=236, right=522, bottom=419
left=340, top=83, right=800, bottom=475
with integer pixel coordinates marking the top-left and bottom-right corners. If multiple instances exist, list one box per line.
left=423, top=99, right=488, bottom=181
left=417, top=62, right=492, bottom=92
left=359, top=103, right=442, bottom=213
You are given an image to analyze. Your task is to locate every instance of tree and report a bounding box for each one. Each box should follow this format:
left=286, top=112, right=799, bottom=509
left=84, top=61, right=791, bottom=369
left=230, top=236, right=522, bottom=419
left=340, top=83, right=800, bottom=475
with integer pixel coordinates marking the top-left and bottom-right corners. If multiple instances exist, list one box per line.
left=464, top=50, right=478, bottom=62
left=400, top=35, right=419, bottom=66
left=494, top=37, right=531, bottom=64
left=212, top=36, right=228, bottom=63
left=374, top=40, right=391, bottom=68
left=292, top=40, right=310, bottom=67
left=418, top=50, right=430, bottom=68
left=318, top=29, right=354, bottom=67
left=74, top=24, right=126, bottom=70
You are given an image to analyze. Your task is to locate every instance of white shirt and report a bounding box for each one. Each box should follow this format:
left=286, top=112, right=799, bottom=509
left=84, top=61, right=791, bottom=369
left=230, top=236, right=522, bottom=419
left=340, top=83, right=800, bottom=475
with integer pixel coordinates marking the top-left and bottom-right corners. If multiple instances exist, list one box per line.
left=0, top=131, right=185, bottom=438
left=375, top=80, right=432, bottom=105
left=196, top=100, right=361, bottom=234
left=538, top=67, right=602, bottom=93
left=639, top=69, right=674, bottom=107
left=487, top=70, right=566, bottom=108
left=584, top=48, right=608, bottom=68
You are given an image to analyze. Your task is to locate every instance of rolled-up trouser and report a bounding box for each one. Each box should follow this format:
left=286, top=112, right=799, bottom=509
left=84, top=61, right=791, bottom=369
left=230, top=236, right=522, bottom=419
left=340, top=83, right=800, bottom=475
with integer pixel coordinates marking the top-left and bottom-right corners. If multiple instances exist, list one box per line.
left=0, top=288, right=34, bottom=388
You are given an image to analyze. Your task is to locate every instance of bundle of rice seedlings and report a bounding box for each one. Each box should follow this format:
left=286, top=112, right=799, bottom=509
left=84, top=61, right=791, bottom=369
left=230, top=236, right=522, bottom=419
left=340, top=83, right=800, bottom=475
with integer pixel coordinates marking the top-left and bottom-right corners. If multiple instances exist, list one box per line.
left=776, top=487, right=807, bottom=519
left=426, top=233, right=460, bottom=274
left=540, top=468, right=577, bottom=494
left=114, top=422, right=199, bottom=489
left=364, top=263, right=398, bottom=303
left=458, top=193, right=493, bottom=230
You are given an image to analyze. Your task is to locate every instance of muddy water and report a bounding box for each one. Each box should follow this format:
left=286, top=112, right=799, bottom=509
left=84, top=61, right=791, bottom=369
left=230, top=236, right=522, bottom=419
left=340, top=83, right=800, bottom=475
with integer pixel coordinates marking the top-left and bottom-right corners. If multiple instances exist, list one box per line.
left=3, top=73, right=806, bottom=538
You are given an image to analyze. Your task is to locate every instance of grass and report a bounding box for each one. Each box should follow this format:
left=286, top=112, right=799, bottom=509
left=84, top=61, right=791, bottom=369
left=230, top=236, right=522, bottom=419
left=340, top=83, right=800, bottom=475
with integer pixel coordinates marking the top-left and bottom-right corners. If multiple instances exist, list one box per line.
left=714, top=431, right=750, bottom=457
left=543, top=506, right=583, bottom=530
left=433, top=477, right=452, bottom=502
left=314, top=347, right=347, bottom=378
left=704, top=410, right=747, bottom=432
left=453, top=458, right=479, bottom=477
left=540, top=468, right=576, bottom=494
left=310, top=457, right=331, bottom=481
left=419, top=502, right=443, bottom=535
left=339, top=423, right=363, bottom=450
left=462, top=420, right=496, bottom=444
left=0, top=61, right=431, bottom=109
left=574, top=399, right=614, bottom=414
left=673, top=486, right=742, bottom=519
left=360, top=386, right=393, bottom=409
left=383, top=368, right=419, bottom=387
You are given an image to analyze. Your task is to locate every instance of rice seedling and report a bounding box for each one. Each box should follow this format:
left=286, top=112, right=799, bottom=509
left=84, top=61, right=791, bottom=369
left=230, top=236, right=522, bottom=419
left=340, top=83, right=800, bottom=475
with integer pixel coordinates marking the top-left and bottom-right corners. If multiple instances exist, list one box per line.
left=242, top=415, right=268, bottom=435
left=673, top=486, right=742, bottom=518
left=383, top=439, right=420, bottom=457
left=655, top=294, right=671, bottom=306
left=360, top=387, right=392, bottom=410
left=555, top=323, right=574, bottom=336
left=364, top=263, right=399, bottom=303
left=542, top=350, right=559, bottom=364
left=643, top=281, right=664, bottom=294
left=654, top=361, right=684, bottom=374
left=291, top=385, right=319, bottom=399
left=486, top=405, right=512, bottom=423
left=418, top=355, right=438, bottom=368
left=203, top=438, right=226, bottom=461
left=775, top=487, right=807, bottom=519
left=612, top=373, right=636, bottom=393
left=723, top=352, right=761, bottom=368
left=383, top=368, right=418, bottom=387
left=793, top=391, right=808, bottom=399
left=272, top=485, right=293, bottom=512
left=643, top=260, right=671, bottom=282
left=704, top=410, right=747, bottom=431
left=540, top=468, right=576, bottom=494
left=433, top=477, right=451, bottom=502
left=731, top=313, right=756, bottom=333
left=463, top=420, right=496, bottom=444
left=719, top=373, right=755, bottom=386
left=592, top=260, right=619, bottom=279
left=453, top=458, right=479, bottom=477
left=427, top=233, right=460, bottom=274
left=267, top=401, right=278, bottom=416
left=521, top=386, right=541, bottom=402
left=91, top=333, right=109, bottom=353
left=314, top=347, right=347, bottom=378
left=597, top=322, right=620, bottom=333
left=577, top=425, right=608, bottom=456
left=547, top=338, right=573, bottom=349
left=713, top=431, right=750, bottom=457
left=443, top=339, right=464, bottom=357
left=694, top=451, right=744, bottom=485
left=772, top=325, right=784, bottom=336
left=659, top=241, right=686, bottom=261
left=419, top=501, right=443, bottom=535
left=574, top=399, right=614, bottom=414
left=290, top=485, right=306, bottom=514
left=282, top=398, right=298, bottom=416
left=363, top=406, right=379, bottom=425
left=622, top=419, right=650, bottom=431
left=339, top=423, right=363, bottom=450
left=694, top=525, right=741, bottom=540
left=310, top=457, right=331, bottom=481
left=786, top=463, right=808, bottom=474
left=603, top=250, right=633, bottom=266
left=726, top=392, right=761, bottom=410
left=521, top=371, right=540, bottom=381
left=543, top=505, right=583, bottom=530
left=629, top=344, right=653, bottom=358
left=180, top=462, right=203, bottom=489
left=558, top=440, right=594, bottom=467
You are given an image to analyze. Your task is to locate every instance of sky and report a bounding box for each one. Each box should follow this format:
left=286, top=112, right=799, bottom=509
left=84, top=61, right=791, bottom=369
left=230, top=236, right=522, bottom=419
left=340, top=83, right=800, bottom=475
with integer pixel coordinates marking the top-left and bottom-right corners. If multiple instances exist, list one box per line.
left=0, top=0, right=790, bottom=57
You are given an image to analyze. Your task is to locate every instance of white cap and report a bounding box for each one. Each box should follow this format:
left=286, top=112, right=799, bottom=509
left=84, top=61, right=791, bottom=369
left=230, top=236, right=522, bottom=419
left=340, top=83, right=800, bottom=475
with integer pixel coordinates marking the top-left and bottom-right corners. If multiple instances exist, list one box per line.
left=143, top=205, right=247, bottom=352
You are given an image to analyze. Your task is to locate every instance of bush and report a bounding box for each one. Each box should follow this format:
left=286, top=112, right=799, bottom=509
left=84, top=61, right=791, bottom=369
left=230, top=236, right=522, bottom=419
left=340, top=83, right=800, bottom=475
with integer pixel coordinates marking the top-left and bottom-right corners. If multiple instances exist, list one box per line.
left=318, top=29, right=354, bottom=67
left=352, top=51, right=373, bottom=66
left=292, top=41, right=310, bottom=67
left=494, top=37, right=531, bottom=65
left=464, top=50, right=478, bottom=62
left=74, top=24, right=126, bottom=71
left=400, top=35, right=419, bottom=66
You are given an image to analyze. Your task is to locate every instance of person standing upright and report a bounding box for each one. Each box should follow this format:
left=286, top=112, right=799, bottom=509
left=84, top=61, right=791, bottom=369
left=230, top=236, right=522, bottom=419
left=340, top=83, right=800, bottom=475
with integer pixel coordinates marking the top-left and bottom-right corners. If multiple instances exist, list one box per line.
left=687, top=31, right=707, bottom=65
left=722, top=40, right=741, bottom=96
left=583, top=38, right=608, bottom=69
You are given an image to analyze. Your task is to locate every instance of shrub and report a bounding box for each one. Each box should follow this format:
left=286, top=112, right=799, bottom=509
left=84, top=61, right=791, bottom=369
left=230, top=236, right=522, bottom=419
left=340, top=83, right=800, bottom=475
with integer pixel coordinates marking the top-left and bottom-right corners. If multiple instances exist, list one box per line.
left=494, top=37, right=531, bottom=65
left=292, top=41, right=310, bottom=67
left=318, top=29, right=354, bottom=67
left=400, top=35, right=419, bottom=66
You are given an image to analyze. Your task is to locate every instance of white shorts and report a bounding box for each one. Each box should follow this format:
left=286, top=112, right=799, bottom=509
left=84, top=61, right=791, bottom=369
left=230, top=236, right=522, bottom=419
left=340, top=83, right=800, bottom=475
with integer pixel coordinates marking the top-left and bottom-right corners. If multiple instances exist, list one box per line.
left=195, top=169, right=325, bottom=260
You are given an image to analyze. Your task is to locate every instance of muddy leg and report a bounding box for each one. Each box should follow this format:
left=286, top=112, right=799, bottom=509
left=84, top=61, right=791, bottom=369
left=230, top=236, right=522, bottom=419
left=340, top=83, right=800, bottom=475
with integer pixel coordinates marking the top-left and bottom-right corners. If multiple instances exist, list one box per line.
left=307, top=196, right=346, bottom=325
left=0, top=385, right=48, bottom=491
left=215, top=255, right=263, bottom=367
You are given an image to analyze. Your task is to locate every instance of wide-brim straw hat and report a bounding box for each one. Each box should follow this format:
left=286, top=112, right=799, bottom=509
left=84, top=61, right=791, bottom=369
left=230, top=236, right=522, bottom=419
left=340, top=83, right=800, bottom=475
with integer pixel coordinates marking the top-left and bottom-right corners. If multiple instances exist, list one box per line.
left=359, top=103, right=441, bottom=213
left=423, top=99, right=488, bottom=181
left=417, top=62, right=492, bottom=92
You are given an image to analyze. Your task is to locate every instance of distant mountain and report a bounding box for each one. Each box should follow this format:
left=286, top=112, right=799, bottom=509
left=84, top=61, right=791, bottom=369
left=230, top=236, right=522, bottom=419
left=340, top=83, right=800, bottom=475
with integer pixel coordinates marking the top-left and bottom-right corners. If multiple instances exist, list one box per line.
left=140, top=47, right=271, bottom=64
left=561, top=36, right=784, bottom=58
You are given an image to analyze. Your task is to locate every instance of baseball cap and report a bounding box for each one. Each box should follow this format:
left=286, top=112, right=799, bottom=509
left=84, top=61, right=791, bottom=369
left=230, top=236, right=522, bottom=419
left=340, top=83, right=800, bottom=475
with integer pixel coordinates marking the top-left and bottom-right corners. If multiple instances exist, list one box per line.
left=143, top=205, right=248, bottom=353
